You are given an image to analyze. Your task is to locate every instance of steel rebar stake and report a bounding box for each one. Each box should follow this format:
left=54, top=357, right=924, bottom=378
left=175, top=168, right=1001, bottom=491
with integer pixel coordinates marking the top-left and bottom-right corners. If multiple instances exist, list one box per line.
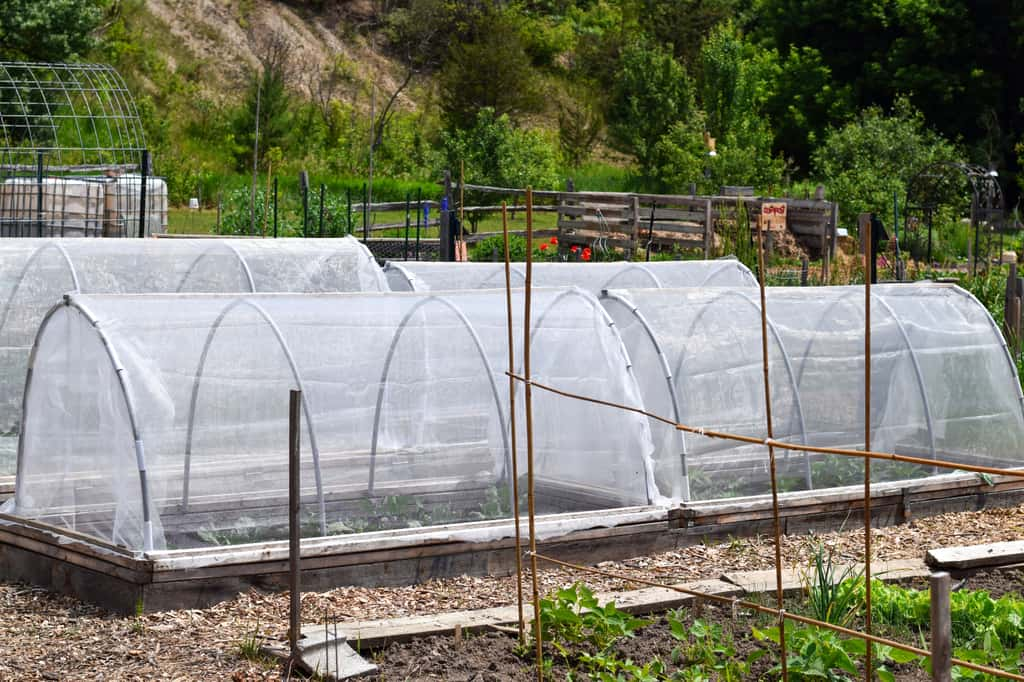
left=288, top=389, right=302, bottom=663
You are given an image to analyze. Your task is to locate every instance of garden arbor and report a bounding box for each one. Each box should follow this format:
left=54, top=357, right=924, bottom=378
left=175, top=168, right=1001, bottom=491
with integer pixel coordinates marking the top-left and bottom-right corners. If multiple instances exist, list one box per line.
left=904, top=161, right=1004, bottom=272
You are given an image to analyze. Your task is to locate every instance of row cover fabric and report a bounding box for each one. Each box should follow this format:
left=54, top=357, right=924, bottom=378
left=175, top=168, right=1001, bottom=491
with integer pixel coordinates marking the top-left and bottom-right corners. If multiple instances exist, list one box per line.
left=0, top=237, right=387, bottom=475
left=8, top=282, right=1022, bottom=554
left=11, top=289, right=655, bottom=552
left=383, top=259, right=757, bottom=293
left=602, top=285, right=1024, bottom=501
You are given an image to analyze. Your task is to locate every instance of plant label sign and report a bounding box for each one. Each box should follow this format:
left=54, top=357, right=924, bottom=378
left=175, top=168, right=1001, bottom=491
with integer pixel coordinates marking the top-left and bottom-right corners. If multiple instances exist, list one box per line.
left=760, top=202, right=787, bottom=231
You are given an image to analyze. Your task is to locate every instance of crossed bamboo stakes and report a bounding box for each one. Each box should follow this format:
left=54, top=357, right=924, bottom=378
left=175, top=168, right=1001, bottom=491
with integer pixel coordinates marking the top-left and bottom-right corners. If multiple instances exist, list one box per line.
left=501, top=189, right=1024, bottom=682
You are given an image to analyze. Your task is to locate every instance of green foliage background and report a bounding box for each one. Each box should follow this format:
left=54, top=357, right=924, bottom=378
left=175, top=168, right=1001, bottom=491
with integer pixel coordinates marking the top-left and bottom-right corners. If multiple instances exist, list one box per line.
left=3, top=0, right=1023, bottom=230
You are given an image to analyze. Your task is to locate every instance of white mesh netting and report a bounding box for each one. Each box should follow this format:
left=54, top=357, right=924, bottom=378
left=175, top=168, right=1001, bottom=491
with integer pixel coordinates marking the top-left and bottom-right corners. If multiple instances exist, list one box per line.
left=383, top=259, right=757, bottom=293
left=0, top=237, right=387, bottom=474
left=602, top=284, right=1024, bottom=501
left=11, top=288, right=655, bottom=552
left=7, top=281, right=1022, bottom=554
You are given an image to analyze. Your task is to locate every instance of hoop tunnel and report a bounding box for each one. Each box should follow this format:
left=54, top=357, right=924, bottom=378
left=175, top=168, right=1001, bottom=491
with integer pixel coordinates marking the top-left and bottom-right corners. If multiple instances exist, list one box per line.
left=603, top=284, right=1024, bottom=501
left=11, top=287, right=655, bottom=552
left=0, top=237, right=388, bottom=476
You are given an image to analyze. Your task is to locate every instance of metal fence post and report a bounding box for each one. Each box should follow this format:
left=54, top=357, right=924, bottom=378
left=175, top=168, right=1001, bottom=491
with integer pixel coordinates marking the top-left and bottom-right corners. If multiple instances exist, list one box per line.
left=138, top=150, right=149, bottom=238
left=35, top=151, right=44, bottom=238
left=289, top=389, right=302, bottom=663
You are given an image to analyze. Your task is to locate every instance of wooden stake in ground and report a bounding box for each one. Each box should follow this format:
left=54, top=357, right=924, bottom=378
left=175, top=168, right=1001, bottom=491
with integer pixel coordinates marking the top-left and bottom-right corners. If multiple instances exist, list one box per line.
left=755, top=221, right=787, bottom=681
left=930, top=572, right=952, bottom=682
left=502, top=202, right=526, bottom=644
left=863, top=216, right=874, bottom=680
left=523, top=187, right=543, bottom=681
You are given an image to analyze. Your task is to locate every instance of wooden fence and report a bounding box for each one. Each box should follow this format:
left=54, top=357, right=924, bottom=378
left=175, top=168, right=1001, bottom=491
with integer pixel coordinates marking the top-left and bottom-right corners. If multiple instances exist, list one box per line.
left=456, top=183, right=837, bottom=266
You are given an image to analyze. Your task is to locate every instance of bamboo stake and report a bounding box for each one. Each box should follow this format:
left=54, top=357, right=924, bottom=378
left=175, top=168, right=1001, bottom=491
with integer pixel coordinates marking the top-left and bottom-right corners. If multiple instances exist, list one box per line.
left=523, top=187, right=543, bottom=681
left=756, top=221, right=787, bottom=680
left=864, top=220, right=874, bottom=680
left=502, top=202, right=526, bottom=644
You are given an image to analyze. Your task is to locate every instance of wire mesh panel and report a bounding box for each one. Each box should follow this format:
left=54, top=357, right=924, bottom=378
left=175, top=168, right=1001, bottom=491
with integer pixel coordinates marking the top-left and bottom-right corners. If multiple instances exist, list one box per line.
left=602, top=284, right=1024, bottom=501
left=0, top=237, right=387, bottom=475
left=383, top=259, right=758, bottom=293
left=0, top=62, right=164, bottom=237
left=8, top=288, right=653, bottom=552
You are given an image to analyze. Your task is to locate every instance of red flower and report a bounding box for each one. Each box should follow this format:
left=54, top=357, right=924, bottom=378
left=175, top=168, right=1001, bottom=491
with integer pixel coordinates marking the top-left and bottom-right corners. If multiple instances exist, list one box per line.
left=539, top=243, right=548, bottom=251
left=581, top=251, right=591, bottom=261
left=570, top=245, right=579, bottom=254
left=550, top=236, right=558, bottom=245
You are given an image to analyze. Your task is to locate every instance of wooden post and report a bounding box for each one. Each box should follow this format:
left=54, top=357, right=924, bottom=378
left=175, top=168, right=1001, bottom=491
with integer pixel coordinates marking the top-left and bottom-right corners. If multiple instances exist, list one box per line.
left=1004, top=263, right=1018, bottom=344
left=823, top=202, right=837, bottom=283
left=629, top=195, right=640, bottom=258
left=288, top=390, right=302, bottom=663
left=1011, top=274, right=1019, bottom=356
left=800, top=256, right=809, bottom=286
left=703, top=199, right=714, bottom=258
left=930, top=572, right=952, bottom=682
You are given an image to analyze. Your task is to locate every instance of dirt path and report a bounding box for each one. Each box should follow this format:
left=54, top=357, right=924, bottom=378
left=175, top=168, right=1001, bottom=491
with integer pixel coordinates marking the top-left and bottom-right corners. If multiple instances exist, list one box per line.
left=0, top=504, right=1020, bottom=680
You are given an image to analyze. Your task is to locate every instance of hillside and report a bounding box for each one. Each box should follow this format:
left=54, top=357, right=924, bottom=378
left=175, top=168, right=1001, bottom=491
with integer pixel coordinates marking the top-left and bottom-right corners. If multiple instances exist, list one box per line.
left=2, top=0, right=1021, bottom=224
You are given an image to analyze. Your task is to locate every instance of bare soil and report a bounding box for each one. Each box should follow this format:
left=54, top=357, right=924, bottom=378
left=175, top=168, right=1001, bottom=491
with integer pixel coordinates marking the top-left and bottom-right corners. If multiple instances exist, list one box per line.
left=370, top=569, right=1024, bottom=681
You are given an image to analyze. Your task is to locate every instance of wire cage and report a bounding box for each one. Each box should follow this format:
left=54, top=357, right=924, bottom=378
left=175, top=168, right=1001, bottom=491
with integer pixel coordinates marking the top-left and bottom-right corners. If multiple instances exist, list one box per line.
left=0, top=62, right=165, bottom=237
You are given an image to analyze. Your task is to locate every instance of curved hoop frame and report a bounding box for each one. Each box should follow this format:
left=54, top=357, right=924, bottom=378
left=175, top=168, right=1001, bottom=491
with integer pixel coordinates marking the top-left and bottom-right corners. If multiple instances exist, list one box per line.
left=368, top=295, right=511, bottom=496
left=669, top=289, right=812, bottom=490
left=17, top=297, right=156, bottom=551
left=518, top=287, right=655, bottom=505
left=793, top=288, right=937, bottom=463
left=179, top=297, right=327, bottom=535
left=175, top=242, right=256, bottom=294
left=601, top=292, right=690, bottom=500
left=0, top=241, right=80, bottom=341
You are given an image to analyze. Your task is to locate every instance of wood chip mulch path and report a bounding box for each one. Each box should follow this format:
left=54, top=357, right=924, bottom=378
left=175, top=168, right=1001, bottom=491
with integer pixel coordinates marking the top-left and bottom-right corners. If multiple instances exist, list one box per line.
left=0, top=504, right=1020, bottom=681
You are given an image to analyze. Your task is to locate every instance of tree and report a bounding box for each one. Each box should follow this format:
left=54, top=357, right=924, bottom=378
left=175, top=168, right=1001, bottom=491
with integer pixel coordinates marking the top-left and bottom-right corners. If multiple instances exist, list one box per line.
left=231, top=31, right=294, bottom=172
left=438, top=9, right=543, bottom=131
left=607, top=40, right=695, bottom=178
left=811, top=97, right=960, bottom=231
left=557, top=86, right=603, bottom=168
left=633, top=0, right=738, bottom=69
left=0, top=0, right=104, bottom=62
left=441, top=108, right=560, bottom=190
left=753, top=0, right=1024, bottom=193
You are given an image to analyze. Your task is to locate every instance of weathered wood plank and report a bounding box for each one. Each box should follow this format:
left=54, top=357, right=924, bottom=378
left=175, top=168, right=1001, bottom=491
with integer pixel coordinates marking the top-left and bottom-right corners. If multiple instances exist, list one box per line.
left=926, top=540, right=1024, bottom=570
left=340, top=578, right=741, bottom=650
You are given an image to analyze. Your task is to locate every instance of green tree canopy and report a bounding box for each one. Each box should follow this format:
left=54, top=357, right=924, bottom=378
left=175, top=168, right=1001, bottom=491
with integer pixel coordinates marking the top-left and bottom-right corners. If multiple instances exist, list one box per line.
left=811, top=97, right=960, bottom=231
left=0, top=0, right=104, bottom=62
left=607, top=40, right=695, bottom=178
